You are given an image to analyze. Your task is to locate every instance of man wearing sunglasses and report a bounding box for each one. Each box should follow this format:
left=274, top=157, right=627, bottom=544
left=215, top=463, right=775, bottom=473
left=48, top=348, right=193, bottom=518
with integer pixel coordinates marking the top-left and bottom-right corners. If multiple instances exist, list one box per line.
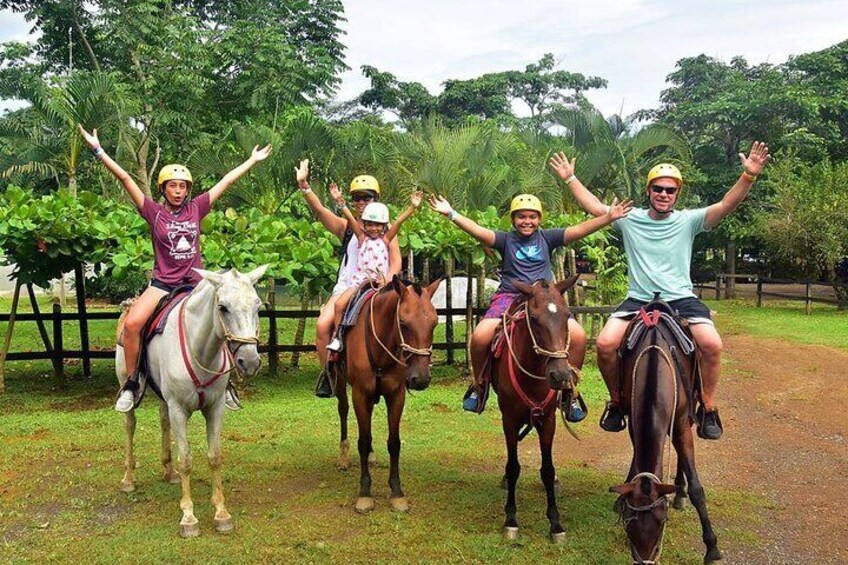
left=550, top=142, right=771, bottom=440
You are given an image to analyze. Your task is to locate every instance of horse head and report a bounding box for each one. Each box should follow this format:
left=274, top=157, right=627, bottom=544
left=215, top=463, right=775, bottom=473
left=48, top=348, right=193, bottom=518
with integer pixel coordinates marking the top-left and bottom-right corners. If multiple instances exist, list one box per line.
left=611, top=475, right=676, bottom=564
left=194, top=265, right=268, bottom=377
left=512, top=275, right=579, bottom=391
left=391, top=275, right=440, bottom=391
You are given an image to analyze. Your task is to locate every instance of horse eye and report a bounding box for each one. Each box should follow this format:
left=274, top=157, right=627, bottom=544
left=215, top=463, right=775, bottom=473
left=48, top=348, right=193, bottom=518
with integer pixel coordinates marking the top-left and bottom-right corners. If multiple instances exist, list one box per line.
left=219, top=304, right=229, bottom=313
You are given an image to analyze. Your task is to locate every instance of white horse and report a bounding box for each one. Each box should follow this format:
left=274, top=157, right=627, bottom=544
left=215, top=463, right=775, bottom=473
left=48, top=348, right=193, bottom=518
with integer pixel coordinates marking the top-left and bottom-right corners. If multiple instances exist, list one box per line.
left=116, top=266, right=267, bottom=537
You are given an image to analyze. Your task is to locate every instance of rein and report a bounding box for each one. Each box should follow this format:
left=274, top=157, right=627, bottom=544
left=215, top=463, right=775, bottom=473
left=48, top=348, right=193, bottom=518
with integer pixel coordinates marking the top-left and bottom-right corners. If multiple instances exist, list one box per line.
left=365, top=289, right=432, bottom=386
left=177, top=290, right=260, bottom=409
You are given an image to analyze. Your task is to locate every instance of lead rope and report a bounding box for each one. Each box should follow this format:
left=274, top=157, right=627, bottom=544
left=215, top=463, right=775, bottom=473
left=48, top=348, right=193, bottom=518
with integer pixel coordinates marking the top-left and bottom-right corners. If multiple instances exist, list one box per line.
left=628, top=344, right=678, bottom=565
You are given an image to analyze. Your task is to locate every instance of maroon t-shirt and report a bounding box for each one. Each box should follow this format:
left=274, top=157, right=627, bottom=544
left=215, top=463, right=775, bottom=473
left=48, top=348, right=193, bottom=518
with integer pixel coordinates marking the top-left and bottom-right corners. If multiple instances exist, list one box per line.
left=138, top=192, right=212, bottom=285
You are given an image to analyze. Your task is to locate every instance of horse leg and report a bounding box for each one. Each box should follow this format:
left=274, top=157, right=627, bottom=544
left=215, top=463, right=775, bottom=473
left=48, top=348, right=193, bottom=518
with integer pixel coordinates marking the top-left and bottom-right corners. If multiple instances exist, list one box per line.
left=159, top=401, right=179, bottom=484
left=352, top=388, right=375, bottom=514
left=502, top=420, right=521, bottom=540
left=169, top=405, right=199, bottom=538
left=673, top=456, right=688, bottom=510
left=674, top=425, right=721, bottom=563
left=204, top=403, right=233, bottom=534
left=386, top=388, right=409, bottom=512
left=120, top=410, right=137, bottom=493
left=538, top=417, right=565, bottom=543
left=336, top=380, right=351, bottom=471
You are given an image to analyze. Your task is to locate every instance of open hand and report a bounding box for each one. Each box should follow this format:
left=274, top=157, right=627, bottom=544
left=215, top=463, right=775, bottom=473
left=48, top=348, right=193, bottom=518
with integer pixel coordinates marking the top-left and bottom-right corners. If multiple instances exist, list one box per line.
left=77, top=124, right=100, bottom=149
left=549, top=151, right=576, bottom=181
left=294, top=159, right=309, bottom=185
left=428, top=195, right=454, bottom=216
left=739, top=141, right=771, bottom=177
left=411, top=190, right=423, bottom=208
left=251, top=144, right=272, bottom=162
left=328, top=182, right=343, bottom=204
left=607, top=197, right=633, bottom=220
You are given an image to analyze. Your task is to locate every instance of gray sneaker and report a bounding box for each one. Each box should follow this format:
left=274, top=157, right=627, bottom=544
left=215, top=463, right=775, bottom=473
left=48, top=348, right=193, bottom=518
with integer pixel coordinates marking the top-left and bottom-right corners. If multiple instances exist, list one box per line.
left=115, top=389, right=135, bottom=413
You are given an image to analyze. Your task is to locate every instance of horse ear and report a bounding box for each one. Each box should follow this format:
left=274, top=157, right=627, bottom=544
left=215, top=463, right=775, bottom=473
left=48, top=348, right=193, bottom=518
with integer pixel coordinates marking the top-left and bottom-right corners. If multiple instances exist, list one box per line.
left=656, top=483, right=677, bottom=497
left=609, top=483, right=637, bottom=496
left=554, top=274, right=580, bottom=295
left=193, top=268, right=224, bottom=286
left=392, top=274, right=406, bottom=295
left=513, top=280, right=534, bottom=296
left=245, top=264, right=269, bottom=284
left=424, top=277, right=442, bottom=298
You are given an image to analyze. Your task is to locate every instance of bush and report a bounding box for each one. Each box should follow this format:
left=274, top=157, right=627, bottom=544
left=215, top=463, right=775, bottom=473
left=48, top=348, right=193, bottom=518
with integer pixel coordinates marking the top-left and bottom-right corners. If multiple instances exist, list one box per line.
left=85, top=266, right=149, bottom=303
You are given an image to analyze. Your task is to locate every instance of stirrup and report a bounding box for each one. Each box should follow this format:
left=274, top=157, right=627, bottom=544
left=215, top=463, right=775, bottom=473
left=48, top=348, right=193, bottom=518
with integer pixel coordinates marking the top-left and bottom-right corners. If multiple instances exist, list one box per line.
left=696, top=404, right=723, bottom=440
left=116, top=372, right=146, bottom=411
left=315, top=368, right=335, bottom=398
left=599, top=401, right=626, bottom=432
left=562, top=392, right=587, bottom=423
left=225, top=381, right=242, bottom=411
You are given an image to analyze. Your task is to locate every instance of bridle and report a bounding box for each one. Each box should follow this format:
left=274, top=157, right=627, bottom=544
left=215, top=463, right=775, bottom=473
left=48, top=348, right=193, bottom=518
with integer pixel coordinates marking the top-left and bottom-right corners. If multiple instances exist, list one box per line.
left=502, top=301, right=577, bottom=382
left=618, top=472, right=670, bottom=565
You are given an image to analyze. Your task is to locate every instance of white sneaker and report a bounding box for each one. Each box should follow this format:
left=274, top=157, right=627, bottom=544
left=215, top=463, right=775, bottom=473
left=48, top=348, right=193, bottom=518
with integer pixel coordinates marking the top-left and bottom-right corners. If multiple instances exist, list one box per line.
left=225, top=388, right=241, bottom=411
left=326, top=337, right=342, bottom=352
left=115, top=389, right=135, bottom=412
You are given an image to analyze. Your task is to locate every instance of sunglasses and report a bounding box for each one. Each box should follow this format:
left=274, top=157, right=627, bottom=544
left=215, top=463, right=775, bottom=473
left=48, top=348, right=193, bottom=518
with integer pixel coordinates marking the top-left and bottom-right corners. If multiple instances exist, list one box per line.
left=650, top=185, right=679, bottom=195
left=351, top=193, right=375, bottom=203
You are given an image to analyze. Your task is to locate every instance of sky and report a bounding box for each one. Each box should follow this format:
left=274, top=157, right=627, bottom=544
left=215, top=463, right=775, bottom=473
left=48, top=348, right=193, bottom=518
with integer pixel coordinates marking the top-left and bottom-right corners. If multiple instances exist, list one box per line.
left=1, top=0, right=847, bottom=117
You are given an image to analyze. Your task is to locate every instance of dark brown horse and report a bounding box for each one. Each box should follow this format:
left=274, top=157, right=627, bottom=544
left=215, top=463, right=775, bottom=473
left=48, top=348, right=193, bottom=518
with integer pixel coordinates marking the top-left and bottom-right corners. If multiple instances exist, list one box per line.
left=493, top=276, right=580, bottom=543
left=333, top=275, right=439, bottom=513
left=610, top=300, right=721, bottom=564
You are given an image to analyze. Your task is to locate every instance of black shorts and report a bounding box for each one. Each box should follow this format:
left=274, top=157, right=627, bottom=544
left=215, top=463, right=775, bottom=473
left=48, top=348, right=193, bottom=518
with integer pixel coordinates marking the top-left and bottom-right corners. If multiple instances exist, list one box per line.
left=612, top=297, right=713, bottom=325
left=149, top=279, right=193, bottom=293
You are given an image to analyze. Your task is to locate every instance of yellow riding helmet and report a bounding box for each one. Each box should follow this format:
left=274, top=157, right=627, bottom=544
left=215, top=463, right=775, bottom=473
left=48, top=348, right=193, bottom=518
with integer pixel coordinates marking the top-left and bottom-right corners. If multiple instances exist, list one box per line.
left=157, top=164, right=193, bottom=188
left=350, top=174, right=380, bottom=195
left=509, top=193, right=543, bottom=217
left=646, top=163, right=683, bottom=189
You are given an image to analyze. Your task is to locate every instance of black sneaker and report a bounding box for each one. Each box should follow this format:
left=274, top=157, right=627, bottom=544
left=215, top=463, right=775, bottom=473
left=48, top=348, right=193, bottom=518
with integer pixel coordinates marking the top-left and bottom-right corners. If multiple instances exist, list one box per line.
left=314, top=369, right=334, bottom=398
left=599, top=402, right=626, bottom=432
left=696, top=405, right=723, bottom=440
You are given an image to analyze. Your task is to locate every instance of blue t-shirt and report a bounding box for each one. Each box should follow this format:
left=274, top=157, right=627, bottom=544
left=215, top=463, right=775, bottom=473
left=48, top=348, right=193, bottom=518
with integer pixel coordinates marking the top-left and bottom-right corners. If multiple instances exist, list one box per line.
left=493, top=228, right=565, bottom=293
left=613, top=208, right=709, bottom=302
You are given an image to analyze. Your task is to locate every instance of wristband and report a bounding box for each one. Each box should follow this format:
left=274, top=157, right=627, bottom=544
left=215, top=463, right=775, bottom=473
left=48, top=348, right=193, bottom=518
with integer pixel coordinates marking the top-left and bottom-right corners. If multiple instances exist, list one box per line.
left=741, top=171, right=757, bottom=183
left=299, top=187, right=312, bottom=194
left=448, top=209, right=459, bottom=221
left=564, top=174, right=577, bottom=184
left=92, top=146, right=105, bottom=157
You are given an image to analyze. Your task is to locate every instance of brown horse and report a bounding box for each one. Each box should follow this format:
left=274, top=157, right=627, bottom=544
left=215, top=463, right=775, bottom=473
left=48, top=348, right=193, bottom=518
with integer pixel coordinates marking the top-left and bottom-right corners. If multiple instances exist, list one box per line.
left=332, top=275, right=440, bottom=513
left=610, top=299, right=721, bottom=564
left=493, top=276, right=580, bottom=543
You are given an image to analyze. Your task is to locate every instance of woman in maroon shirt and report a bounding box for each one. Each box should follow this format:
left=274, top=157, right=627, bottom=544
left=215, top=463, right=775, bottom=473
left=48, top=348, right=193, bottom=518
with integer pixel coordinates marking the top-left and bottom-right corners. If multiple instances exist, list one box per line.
left=78, top=125, right=271, bottom=412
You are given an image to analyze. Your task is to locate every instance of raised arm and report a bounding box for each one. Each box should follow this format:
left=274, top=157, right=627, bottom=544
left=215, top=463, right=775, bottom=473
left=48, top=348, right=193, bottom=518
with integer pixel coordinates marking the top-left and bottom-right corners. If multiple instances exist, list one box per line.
left=330, top=182, right=364, bottom=241
left=549, top=152, right=609, bottom=218
left=564, top=198, right=632, bottom=244
left=384, top=191, right=422, bottom=242
left=207, top=144, right=272, bottom=206
left=704, top=141, right=771, bottom=230
left=294, top=159, right=347, bottom=239
left=78, top=124, right=145, bottom=209
left=428, top=195, right=496, bottom=247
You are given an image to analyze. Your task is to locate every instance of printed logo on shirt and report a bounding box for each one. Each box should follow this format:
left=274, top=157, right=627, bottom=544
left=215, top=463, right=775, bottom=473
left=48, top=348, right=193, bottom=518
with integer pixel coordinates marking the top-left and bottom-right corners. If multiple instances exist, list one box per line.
left=166, top=220, right=199, bottom=260
left=516, top=244, right=542, bottom=262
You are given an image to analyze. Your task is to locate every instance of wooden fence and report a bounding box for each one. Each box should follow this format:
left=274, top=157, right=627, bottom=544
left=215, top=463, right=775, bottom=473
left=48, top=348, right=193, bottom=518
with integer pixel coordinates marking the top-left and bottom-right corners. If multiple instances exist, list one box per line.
left=695, top=273, right=845, bottom=313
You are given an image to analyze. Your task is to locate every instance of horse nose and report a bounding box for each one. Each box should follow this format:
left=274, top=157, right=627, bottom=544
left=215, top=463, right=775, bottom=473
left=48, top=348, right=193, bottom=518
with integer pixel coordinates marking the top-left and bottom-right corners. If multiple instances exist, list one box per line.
left=409, top=366, right=431, bottom=391
left=236, top=350, right=261, bottom=376
left=547, top=364, right=573, bottom=390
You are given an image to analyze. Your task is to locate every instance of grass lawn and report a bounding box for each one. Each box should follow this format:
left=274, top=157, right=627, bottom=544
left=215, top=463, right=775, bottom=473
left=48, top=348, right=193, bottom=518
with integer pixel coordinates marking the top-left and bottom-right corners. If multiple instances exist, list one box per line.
left=1, top=296, right=842, bottom=563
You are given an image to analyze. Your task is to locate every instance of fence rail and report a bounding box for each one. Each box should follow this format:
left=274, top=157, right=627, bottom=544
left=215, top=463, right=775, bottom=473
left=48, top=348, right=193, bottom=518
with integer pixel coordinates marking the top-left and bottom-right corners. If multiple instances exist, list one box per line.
left=694, top=273, right=844, bottom=313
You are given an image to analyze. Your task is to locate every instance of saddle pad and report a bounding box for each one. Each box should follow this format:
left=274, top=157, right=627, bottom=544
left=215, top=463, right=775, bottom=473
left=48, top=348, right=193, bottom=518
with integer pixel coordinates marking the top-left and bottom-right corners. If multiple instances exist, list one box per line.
left=625, top=309, right=695, bottom=355
left=341, top=285, right=379, bottom=328
left=144, top=290, right=191, bottom=344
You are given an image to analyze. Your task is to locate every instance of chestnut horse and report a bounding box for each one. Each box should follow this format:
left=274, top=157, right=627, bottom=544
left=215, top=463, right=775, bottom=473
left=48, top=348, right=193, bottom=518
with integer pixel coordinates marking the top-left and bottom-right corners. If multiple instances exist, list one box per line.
left=610, top=299, right=721, bottom=564
left=332, top=275, right=439, bottom=513
left=494, top=276, right=580, bottom=543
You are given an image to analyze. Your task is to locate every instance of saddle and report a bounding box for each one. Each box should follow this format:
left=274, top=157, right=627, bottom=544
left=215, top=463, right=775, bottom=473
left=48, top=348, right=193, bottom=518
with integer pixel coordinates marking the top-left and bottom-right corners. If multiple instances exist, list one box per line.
left=325, top=284, right=380, bottom=396
left=468, top=304, right=526, bottom=414
left=617, top=297, right=700, bottom=423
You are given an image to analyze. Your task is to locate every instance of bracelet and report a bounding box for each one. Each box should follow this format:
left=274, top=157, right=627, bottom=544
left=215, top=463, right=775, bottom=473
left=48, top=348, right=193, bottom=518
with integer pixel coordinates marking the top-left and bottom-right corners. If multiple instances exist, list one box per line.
left=447, top=209, right=459, bottom=221
left=299, top=187, right=312, bottom=194
left=92, top=146, right=105, bottom=157
left=337, top=202, right=348, bottom=210
left=742, top=171, right=757, bottom=182
left=564, top=174, right=577, bottom=184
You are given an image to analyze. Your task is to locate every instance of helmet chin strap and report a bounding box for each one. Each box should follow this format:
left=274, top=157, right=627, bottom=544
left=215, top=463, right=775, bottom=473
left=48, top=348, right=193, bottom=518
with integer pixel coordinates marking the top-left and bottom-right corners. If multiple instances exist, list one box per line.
left=649, top=201, right=674, bottom=217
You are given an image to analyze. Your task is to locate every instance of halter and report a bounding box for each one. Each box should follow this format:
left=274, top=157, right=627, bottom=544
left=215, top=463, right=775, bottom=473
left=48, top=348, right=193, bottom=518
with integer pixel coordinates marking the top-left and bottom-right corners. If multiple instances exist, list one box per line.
left=366, top=288, right=432, bottom=387
left=177, top=289, right=260, bottom=409
left=618, top=472, right=669, bottom=565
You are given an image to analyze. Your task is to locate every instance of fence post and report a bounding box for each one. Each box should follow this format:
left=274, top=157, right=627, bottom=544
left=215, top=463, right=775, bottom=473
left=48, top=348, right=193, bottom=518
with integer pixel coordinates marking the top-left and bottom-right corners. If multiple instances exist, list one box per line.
left=715, top=273, right=722, bottom=300
left=805, top=282, right=812, bottom=315
left=756, top=278, right=763, bottom=307
left=52, top=302, right=64, bottom=382
left=0, top=279, right=23, bottom=394
left=267, top=287, right=278, bottom=376
left=445, top=256, right=454, bottom=364
left=74, top=264, right=91, bottom=377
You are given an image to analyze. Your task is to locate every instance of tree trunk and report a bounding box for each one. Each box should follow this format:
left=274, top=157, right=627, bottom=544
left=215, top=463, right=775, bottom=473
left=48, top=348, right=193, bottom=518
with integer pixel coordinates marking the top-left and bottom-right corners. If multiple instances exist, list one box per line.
left=445, top=256, right=454, bottom=364
left=423, top=257, right=430, bottom=284
left=0, top=280, right=23, bottom=394
left=290, top=295, right=309, bottom=367
left=407, top=247, right=415, bottom=282
left=465, top=256, right=473, bottom=376
left=725, top=243, right=736, bottom=299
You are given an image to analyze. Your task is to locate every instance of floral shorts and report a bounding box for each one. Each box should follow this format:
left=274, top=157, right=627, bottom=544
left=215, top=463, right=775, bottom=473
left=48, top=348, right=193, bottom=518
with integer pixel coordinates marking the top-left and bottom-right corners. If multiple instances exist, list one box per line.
left=483, top=292, right=523, bottom=319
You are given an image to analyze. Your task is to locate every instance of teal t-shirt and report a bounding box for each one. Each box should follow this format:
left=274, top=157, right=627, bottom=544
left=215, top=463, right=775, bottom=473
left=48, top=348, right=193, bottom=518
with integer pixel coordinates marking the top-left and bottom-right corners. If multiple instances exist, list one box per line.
left=613, top=207, right=709, bottom=302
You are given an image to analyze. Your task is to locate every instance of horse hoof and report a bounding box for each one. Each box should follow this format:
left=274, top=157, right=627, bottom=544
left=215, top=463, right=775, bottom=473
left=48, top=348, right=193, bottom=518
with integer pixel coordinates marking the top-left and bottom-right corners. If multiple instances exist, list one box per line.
left=214, top=517, right=234, bottom=534
left=180, top=522, right=200, bottom=538
left=119, top=481, right=135, bottom=493
left=355, top=497, right=375, bottom=514
left=165, top=473, right=181, bottom=485
left=389, top=497, right=409, bottom=512
left=503, top=526, right=519, bottom=541
left=336, top=458, right=350, bottom=471
left=704, top=547, right=723, bottom=563
left=550, top=531, right=566, bottom=545
left=673, top=495, right=686, bottom=510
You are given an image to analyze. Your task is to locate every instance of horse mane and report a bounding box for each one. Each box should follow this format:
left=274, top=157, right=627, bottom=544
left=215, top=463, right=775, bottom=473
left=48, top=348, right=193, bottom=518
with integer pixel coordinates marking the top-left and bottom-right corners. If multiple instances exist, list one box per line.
left=377, top=279, right=424, bottom=296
